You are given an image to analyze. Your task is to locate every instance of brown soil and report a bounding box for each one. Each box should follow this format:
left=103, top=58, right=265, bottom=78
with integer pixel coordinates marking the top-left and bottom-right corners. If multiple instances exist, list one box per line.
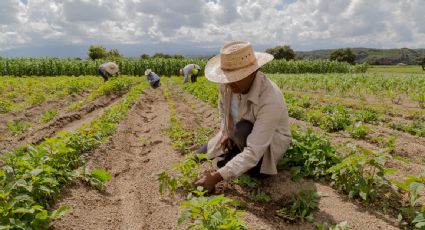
left=51, top=82, right=400, bottom=229
left=0, top=94, right=122, bottom=152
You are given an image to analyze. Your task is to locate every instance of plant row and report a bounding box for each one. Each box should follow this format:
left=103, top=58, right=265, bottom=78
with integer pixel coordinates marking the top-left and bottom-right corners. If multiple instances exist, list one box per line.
left=0, top=76, right=102, bottom=114
left=269, top=74, right=425, bottom=109
left=0, top=58, right=366, bottom=77
left=0, top=80, right=149, bottom=229
left=176, top=77, right=425, bottom=229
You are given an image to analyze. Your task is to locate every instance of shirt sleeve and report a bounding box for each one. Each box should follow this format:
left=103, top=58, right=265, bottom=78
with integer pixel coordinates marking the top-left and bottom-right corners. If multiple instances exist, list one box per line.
left=217, top=98, right=282, bottom=180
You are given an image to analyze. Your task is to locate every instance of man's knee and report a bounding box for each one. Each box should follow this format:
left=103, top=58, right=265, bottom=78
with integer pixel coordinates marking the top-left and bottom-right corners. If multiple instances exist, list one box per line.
left=231, top=119, right=253, bottom=150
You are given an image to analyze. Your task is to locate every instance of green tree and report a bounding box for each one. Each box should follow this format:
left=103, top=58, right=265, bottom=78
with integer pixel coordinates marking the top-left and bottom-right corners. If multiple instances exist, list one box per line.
left=330, top=48, right=356, bottom=64
left=265, top=45, right=295, bottom=60
left=140, top=54, right=150, bottom=59
left=107, top=48, right=123, bottom=59
left=88, top=45, right=107, bottom=60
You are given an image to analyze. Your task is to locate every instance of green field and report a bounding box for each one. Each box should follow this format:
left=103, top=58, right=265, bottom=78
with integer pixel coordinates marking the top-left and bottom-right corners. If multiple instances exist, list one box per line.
left=368, top=65, right=425, bottom=74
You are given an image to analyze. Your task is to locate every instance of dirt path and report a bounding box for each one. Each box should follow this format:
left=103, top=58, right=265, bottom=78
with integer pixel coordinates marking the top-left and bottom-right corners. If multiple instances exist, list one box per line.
left=51, top=83, right=399, bottom=230
left=51, top=88, right=183, bottom=230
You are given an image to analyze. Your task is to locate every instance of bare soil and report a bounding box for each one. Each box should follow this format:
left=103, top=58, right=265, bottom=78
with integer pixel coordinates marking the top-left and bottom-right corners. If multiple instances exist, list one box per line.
left=51, top=82, right=400, bottom=229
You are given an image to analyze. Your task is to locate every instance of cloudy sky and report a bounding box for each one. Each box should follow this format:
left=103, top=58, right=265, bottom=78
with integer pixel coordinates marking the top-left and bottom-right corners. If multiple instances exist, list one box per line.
left=1, top=0, right=425, bottom=57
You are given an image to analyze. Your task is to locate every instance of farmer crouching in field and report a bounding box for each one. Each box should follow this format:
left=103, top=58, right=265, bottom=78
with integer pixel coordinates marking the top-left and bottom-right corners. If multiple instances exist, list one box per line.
left=98, top=62, right=119, bottom=82
left=194, top=41, right=292, bottom=192
left=144, top=69, right=161, bottom=89
left=180, top=64, right=201, bottom=83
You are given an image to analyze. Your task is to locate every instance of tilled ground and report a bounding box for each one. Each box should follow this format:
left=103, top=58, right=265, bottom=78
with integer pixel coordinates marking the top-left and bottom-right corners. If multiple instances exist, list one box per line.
left=0, top=93, right=123, bottom=152
left=51, top=81, right=401, bottom=230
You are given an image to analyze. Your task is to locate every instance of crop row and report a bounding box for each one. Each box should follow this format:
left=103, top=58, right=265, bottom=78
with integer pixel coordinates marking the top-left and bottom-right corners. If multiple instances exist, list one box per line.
left=269, top=74, right=425, bottom=108
left=0, top=58, right=367, bottom=77
left=0, top=76, right=102, bottom=114
left=0, top=80, right=149, bottom=229
left=173, top=76, right=425, bottom=229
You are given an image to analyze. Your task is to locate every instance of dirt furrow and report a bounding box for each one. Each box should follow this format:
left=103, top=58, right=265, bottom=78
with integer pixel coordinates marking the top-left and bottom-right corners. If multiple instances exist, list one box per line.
left=51, top=88, right=183, bottom=230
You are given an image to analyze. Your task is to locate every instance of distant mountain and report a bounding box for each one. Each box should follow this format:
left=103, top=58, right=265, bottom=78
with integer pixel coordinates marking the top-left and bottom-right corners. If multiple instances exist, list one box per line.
left=296, top=48, right=425, bottom=65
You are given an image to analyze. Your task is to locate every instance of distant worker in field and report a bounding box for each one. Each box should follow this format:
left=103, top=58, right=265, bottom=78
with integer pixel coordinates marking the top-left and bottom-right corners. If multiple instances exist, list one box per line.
left=98, top=62, right=119, bottom=82
left=144, top=69, right=161, bottom=89
left=193, top=41, right=292, bottom=192
left=179, top=64, right=201, bottom=83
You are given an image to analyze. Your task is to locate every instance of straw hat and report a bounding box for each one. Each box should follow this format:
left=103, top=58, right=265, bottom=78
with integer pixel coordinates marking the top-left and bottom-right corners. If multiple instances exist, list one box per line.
left=205, top=41, right=273, bottom=83
left=144, top=69, right=152, bottom=76
left=104, top=62, right=119, bottom=75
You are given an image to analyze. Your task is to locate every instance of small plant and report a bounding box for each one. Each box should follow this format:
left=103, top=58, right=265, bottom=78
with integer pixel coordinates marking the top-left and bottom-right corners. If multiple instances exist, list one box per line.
left=0, top=99, right=12, bottom=114
left=233, top=174, right=259, bottom=188
left=276, top=189, right=320, bottom=223
left=178, top=188, right=247, bottom=230
left=346, top=122, right=370, bottom=139
left=391, top=174, right=425, bottom=228
left=370, top=135, right=397, bottom=154
left=248, top=189, right=272, bottom=204
left=319, top=104, right=352, bottom=132
left=28, top=93, right=46, bottom=106
left=327, top=145, right=395, bottom=202
left=316, top=221, right=350, bottom=230
left=39, top=109, right=58, bottom=123
left=7, top=120, right=31, bottom=135
left=278, top=128, right=341, bottom=181
left=157, top=153, right=209, bottom=197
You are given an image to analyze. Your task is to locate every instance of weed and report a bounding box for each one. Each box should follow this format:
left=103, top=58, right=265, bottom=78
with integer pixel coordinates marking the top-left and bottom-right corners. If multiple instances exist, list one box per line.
left=7, top=120, right=31, bottom=135
left=40, top=109, right=58, bottom=123
left=248, top=189, right=272, bottom=204
left=276, top=189, right=320, bottom=223
left=233, top=174, right=259, bottom=189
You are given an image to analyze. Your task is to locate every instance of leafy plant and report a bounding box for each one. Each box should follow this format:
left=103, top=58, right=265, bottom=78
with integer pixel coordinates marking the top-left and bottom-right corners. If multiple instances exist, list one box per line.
left=327, top=145, right=395, bottom=202
left=7, top=120, right=31, bottom=135
left=0, top=99, right=12, bottom=114
left=39, top=109, right=58, bottom=123
left=233, top=174, right=259, bottom=189
left=316, top=221, right=350, bottom=230
left=278, top=128, right=341, bottom=181
left=248, top=189, right=272, bottom=204
left=276, top=189, right=320, bottom=223
left=178, top=188, right=247, bottom=230
left=346, top=122, right=370, bottom=139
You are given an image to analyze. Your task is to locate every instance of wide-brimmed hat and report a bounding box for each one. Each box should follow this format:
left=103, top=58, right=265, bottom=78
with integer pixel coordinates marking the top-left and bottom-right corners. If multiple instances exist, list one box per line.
left=205, top=41, right=273, bottom=83
left=144, top=69, right=152, bottom=76
left=104, top=62, right=119, bottom=75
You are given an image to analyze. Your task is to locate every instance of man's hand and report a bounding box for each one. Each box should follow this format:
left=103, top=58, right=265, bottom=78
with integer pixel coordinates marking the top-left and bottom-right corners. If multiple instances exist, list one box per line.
left=194, top=170, right=223, bottom=192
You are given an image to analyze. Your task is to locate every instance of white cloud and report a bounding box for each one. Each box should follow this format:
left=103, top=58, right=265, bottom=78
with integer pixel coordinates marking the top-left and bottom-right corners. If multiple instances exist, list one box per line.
left=1, top=0, right=425, bottom=56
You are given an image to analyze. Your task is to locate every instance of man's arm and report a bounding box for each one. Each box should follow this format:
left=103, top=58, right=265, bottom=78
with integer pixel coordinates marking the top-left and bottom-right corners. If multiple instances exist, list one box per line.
left=217, top=100, right=284, bottom=180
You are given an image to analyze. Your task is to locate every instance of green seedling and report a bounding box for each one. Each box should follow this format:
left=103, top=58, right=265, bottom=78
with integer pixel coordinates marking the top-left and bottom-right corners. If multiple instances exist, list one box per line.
left=40, top=109, right=58, bottom=123
left=276, top=189, right=320, bottom=223
left=248, top=189, right=272, bottom=204
left=7, top=120, right=31, bottom=135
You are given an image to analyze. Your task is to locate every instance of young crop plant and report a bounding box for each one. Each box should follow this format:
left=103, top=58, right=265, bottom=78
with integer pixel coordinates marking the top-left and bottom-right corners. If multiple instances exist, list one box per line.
left=276, top=189, right=320, bottom=223
left=278, top=127, right=341, bottom=181
left=327, top=145, right=396, bottom=203
left=157, top=153, right=210, bottom=197
left=39, top=109, right=58, bottom=123
left=7, top=120, right=31, bottom=135
left=178, top=188, right=247, bottom=230
left=391, top=174, right=425, bottom=228
left=248, top=189, right=272, bottom=204
left=346, top=122, right=371, bottom=139
left=319, top=104, right=352, bottom=132
left=316, top=221, right=350, bottom=230
left=0, top=99, right=12, bottom=114
left=233, top=174, right=259, bottom=189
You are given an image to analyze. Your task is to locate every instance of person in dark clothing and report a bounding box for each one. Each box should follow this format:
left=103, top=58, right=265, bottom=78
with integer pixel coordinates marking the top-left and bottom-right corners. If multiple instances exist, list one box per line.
left=144, top=69, right=161, bottom=89
left=98, top=62, right=119, bottom=82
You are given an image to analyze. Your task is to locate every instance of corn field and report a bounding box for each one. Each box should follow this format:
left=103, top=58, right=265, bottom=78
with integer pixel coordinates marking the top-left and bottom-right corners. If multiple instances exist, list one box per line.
left=0, top=58, right=367, bottom=77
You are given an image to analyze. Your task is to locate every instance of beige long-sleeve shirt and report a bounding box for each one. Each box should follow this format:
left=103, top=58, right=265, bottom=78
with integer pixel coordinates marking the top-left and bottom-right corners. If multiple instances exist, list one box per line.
left=207, top=71, right=292, bottom=180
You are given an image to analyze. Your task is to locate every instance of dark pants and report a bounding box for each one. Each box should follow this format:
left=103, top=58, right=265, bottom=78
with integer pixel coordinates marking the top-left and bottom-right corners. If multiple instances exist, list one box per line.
left=190, top=74, right=198, bottom=83
left=98, top=68, right=109, bottom=82
left=151, top=80, right=161, bottom=89
left=197, top=120, right=263, bottom=177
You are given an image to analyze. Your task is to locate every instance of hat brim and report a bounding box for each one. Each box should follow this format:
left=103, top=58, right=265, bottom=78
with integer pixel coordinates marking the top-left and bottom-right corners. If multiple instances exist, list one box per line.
left=205, top=52, right=273, bottom=83
left=105, top=66, right=118, bottom=75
